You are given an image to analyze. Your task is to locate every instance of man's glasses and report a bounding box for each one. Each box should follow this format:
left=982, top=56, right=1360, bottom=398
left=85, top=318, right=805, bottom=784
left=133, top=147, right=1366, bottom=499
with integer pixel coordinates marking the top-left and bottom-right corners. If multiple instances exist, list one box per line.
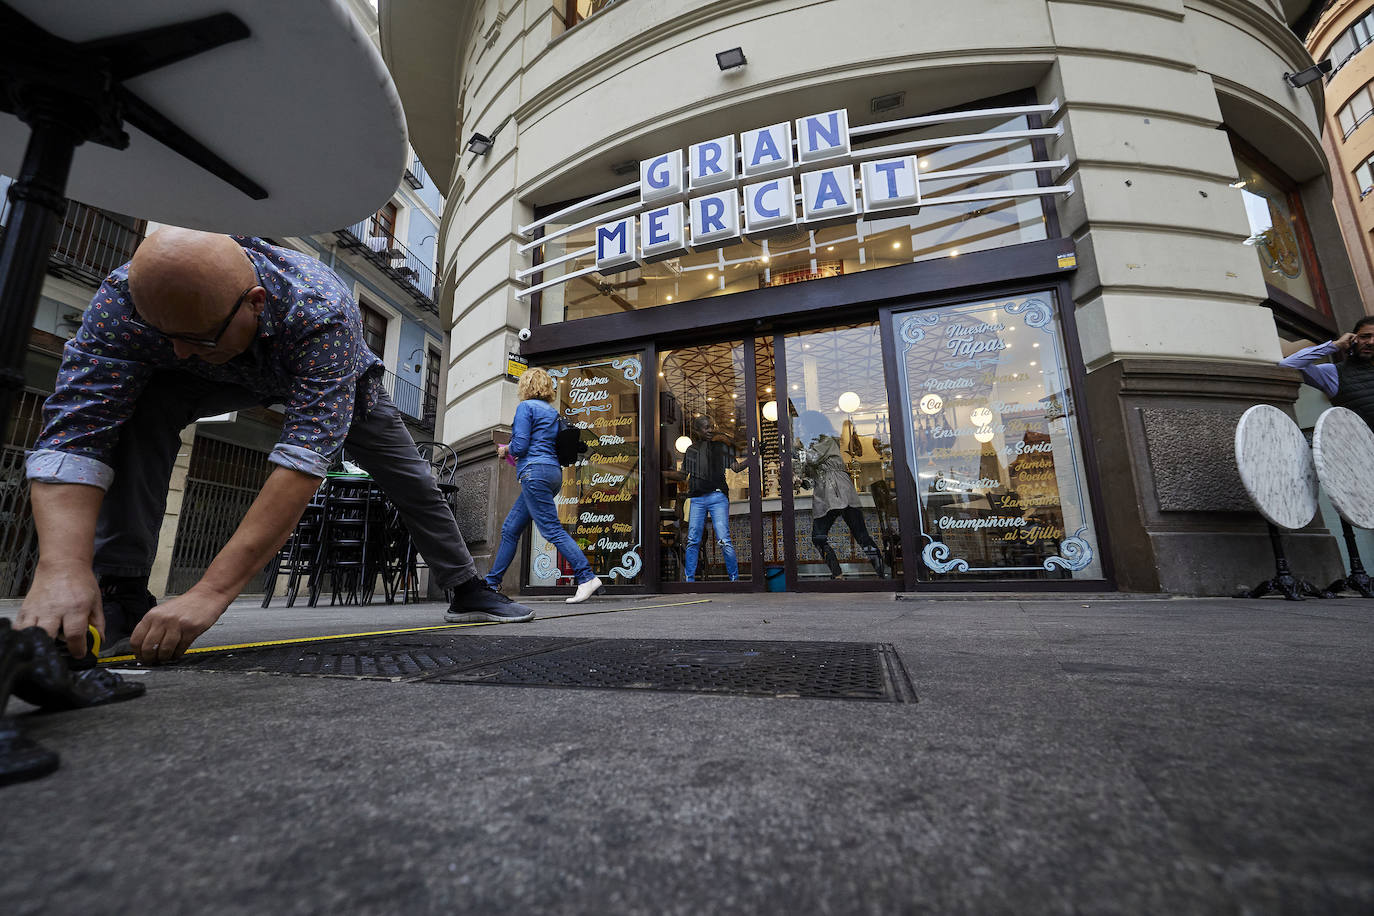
left=128, top=284, right=254, bottom=349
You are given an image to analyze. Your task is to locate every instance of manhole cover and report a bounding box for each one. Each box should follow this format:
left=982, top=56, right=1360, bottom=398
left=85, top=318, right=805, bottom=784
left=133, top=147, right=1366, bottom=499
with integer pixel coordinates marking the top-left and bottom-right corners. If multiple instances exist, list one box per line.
left=177, top=634, right=570, bottom=681
left=179, top=635, right=916, bottom=702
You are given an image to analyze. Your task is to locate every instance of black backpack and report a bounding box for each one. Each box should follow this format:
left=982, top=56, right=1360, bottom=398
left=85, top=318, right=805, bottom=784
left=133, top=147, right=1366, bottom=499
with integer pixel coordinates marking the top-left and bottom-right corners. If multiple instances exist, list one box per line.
left=554, top=417, right=588, bottom=466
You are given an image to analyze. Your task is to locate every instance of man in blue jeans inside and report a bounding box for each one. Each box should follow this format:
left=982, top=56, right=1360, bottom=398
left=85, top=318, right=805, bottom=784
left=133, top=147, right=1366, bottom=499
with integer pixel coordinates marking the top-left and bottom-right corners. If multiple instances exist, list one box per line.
left=680, top=415, right=748, bottom=582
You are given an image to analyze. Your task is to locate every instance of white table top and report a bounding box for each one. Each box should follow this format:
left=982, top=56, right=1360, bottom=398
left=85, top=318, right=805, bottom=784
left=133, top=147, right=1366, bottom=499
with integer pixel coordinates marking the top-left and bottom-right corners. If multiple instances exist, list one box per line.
left=1313, top=407, right=1374, bottom=530
left=1234, top=404, right=1318, bottom=530
left=0, top=0, right=407, bottom=236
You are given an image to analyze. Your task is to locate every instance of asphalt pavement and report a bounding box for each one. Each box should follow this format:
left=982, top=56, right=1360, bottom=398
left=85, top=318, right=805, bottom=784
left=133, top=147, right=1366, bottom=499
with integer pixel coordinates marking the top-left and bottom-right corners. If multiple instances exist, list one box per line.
left=1, top=591, right=1370, bottom=915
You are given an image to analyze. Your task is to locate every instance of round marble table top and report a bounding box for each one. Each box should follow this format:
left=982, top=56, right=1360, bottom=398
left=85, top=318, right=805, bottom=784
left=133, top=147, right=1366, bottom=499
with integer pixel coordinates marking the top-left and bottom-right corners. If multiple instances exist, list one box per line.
left=1234, top=404, right=1318, bottom=530
left=1313, top=407, right=1374, bottom=529
left=0, top=0, right=407, bottom=236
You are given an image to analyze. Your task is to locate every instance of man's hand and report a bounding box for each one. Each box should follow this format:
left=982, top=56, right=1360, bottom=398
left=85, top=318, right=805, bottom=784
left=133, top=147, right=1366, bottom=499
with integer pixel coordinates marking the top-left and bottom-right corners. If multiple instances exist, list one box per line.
left=497, top=444, right=509, bottom=459
left=17, top=564, right=102, bottom=658
left=127, top=465, right=321, bottom=663
left=1337, top=332, right=1357, bottom=353
left=129, top=589, right=228, bottom=663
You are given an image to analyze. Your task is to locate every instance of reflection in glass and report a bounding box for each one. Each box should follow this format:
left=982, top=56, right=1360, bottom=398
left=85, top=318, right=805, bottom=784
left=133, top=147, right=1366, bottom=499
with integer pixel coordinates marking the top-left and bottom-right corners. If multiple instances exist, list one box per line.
left=527, top=355, right=643, bottom=586
left=536, top=111, right=1051, bottom=324
left=782, top=324, right=899, bottom=581
left=895, top=293, right=1102, bottom=580
left=658, top=341, right=753, bottom=582
left=1232, top=151, right=1319, bottom=309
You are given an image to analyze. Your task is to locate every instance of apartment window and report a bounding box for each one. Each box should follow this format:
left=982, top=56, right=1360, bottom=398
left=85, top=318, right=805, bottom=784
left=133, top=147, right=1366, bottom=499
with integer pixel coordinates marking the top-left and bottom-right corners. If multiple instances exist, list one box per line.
left=369, top=202, right=397, bottom=248
left=557, top=0, right=618, bottom=31
left=1340, top=84, right=1374, bottom=138
left=1358, top=154, right=1374, bottom=199
left=360, top=302, right=387, bottom=356
left=1330, top=10, right=1374, bottom=75
left=423, top=348, right=441, bottom=421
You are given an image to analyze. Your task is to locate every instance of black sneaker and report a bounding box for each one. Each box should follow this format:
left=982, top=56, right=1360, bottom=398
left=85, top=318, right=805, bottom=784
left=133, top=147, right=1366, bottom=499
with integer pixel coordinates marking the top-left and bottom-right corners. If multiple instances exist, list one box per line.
left=444, top=579, right=535, bottom=624
left=99, top=579, right=157, bottom=657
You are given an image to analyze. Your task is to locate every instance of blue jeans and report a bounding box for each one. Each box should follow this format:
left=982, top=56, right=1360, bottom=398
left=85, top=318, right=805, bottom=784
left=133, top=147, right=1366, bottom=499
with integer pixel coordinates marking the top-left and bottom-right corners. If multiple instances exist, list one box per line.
left=683, top=490, right=738, bottom=581
left=486, top=463, right=595, bottom=587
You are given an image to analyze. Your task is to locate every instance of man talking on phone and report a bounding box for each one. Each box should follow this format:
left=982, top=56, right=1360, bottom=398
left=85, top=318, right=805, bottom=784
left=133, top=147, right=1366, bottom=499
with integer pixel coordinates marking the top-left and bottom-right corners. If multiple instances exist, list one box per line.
left=1279, top=316, right=1374, bottom=430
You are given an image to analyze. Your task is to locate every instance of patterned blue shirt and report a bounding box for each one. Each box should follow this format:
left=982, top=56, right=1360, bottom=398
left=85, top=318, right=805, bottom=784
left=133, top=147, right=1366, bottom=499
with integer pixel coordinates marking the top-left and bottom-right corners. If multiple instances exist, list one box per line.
left=26, top=236, right=384, bottom=488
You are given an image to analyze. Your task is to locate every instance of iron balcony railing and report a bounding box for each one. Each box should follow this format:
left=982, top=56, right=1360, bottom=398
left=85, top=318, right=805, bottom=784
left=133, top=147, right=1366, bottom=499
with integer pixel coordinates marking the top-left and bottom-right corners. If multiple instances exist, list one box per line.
left=381, top=369, right=431, bottom=428
left=0, top=193, right=144, bottom=288
left=334, top=220, right=438, bottom=314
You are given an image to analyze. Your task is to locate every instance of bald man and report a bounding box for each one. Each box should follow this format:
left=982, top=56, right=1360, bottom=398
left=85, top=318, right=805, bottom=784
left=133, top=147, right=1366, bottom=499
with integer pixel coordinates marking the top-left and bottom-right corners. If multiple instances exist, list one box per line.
left=17, top=231, right=533, bottom=665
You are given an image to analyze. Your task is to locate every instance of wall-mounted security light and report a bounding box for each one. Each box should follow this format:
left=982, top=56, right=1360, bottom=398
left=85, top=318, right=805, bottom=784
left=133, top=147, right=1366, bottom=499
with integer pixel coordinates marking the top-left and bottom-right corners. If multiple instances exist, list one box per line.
left=870, top=91, right=905, bottom=113
left=716, top=47, right=747, bottom=71
left=1284, top=59, right=1332, bottom=88
left=466, top=132, right=494, bottom=156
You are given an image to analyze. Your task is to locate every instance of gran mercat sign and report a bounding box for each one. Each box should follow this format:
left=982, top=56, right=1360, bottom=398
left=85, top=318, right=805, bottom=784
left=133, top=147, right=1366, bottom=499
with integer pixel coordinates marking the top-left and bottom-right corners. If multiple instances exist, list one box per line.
left=514, top=100, right=1071, bottom=301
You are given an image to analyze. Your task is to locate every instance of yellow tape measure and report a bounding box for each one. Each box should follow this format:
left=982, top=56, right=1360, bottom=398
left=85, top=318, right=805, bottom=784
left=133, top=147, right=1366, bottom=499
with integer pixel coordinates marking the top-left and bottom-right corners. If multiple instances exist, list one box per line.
left=98, top=598, right=712, bottom=665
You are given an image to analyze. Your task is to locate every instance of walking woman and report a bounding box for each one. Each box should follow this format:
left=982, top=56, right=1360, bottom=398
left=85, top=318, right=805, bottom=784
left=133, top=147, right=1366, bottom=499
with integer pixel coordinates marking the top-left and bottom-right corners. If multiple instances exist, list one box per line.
left=485, top=367, right=603, bottom=603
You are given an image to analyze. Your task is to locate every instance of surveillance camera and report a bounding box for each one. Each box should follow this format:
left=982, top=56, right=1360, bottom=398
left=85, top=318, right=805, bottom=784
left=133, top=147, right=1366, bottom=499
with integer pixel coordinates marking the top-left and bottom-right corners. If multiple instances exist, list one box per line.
left=517, top=327, right=532, bottom=341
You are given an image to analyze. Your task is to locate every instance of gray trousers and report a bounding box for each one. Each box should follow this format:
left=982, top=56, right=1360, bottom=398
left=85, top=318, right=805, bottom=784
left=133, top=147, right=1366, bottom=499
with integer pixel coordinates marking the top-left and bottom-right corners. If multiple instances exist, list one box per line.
left=93, top=371, right=478, bottom=589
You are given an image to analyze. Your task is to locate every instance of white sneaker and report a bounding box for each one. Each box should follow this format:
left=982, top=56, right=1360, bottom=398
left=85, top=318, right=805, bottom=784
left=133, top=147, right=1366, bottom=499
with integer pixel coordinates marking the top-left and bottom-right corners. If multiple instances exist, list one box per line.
left=566, top=575, right=603, bottom=604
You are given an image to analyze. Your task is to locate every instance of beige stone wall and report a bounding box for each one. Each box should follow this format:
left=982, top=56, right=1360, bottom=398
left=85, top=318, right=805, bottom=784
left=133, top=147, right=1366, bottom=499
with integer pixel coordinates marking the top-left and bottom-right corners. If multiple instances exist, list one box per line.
left=148, top=424, right=196, bottom=598
left=1047, top=0, right=1327, bottom=368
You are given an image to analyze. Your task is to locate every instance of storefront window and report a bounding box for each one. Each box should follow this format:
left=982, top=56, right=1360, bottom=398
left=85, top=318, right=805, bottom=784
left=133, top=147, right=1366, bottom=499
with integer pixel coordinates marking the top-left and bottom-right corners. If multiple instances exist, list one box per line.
left=535, top=111, right=1051, bottom=324
left=895, top=293, right=1102, bottom=580
left=527, top=354, right=643, bottom=586
left=1232, top=149, right=1324, bottom=312
left=783, top=324, right=900, bottom=582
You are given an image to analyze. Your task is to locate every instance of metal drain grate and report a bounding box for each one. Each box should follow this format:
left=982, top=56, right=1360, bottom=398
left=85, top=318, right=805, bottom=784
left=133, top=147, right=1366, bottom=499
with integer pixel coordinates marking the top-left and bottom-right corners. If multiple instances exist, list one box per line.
left=179, top=635, right=916, bottom=702
left=179, top=634, right=573, bottom=681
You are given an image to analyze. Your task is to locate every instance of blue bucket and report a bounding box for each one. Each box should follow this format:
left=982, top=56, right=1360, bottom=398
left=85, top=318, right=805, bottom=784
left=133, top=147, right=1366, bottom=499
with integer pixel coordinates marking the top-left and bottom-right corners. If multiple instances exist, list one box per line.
left=764, top=566, right=786, bottom=592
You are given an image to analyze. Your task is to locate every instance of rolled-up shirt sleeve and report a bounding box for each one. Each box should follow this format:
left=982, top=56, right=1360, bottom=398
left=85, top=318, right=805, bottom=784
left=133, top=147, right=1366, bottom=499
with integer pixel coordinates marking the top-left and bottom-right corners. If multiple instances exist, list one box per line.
left=1278, top=340, right=1341, bottom=397
left=26, top=278, right=156, bottom=490
left=272, top=319, right=361, bottom=477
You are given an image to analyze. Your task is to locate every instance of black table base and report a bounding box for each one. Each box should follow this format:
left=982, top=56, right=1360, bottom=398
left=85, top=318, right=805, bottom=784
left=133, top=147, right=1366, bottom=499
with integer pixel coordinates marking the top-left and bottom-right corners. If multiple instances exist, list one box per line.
left=1237, top=522, right=1333, bottom=601
left=0, top=3, right=260, bottom=435
left=1327, top=517, right=1374, bottom=598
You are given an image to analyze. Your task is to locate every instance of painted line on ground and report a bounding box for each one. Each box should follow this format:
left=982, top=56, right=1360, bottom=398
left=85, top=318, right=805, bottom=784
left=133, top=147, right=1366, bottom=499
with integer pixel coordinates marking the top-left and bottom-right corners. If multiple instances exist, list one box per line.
left=97, top=598, right=714, bottom=665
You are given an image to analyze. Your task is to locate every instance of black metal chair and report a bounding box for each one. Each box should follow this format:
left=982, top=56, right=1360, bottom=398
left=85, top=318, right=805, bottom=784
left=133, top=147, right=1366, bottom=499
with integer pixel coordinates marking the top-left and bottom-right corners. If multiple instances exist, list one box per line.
left=414, top=440, right=460, bottom=503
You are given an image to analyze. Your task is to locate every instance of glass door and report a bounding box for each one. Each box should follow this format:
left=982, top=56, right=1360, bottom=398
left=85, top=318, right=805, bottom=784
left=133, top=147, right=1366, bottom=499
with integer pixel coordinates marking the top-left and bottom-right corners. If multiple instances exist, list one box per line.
left=657, top=340, right=760, bottom=587
left=777, top=323, right=901, bottom=587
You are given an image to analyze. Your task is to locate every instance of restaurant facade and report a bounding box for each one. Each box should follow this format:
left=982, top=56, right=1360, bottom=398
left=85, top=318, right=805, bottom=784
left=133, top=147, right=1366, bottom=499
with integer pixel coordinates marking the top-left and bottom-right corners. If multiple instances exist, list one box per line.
left=380, top=0, right=1362, bottom=596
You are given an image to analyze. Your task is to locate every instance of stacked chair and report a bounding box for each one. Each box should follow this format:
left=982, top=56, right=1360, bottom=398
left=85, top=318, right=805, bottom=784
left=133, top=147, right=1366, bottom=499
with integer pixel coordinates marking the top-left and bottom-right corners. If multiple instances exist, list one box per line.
left=259, top=442, right=462, bottom=607
left=309, top=476, right=385, bottom=606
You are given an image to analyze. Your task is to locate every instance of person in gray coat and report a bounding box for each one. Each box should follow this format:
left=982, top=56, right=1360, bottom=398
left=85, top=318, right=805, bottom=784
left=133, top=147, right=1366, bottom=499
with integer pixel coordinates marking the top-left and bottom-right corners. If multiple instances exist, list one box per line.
left=794, top=410, right=888, bottom=579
